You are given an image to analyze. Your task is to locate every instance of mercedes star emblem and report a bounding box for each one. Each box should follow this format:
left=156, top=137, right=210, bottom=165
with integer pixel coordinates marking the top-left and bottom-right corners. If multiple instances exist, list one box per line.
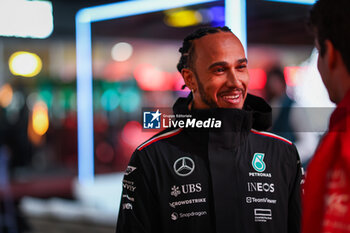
left=173, top=157, right=195, bottom=177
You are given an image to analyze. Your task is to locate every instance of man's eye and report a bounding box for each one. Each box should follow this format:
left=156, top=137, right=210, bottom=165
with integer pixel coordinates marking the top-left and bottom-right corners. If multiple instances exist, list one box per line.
left=215, top=67, right=225, bottom=72
left=237, top=65, right=247, bottom=70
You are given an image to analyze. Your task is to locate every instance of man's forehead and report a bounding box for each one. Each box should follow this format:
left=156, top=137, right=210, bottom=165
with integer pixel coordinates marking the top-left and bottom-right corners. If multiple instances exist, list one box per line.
left=194, top=31, right=237, bottom=45
left=193, top=32, right=246, bottom=60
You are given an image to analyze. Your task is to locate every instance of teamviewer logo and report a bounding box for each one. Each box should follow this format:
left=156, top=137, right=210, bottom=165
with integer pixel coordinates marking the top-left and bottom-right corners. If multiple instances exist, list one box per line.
left=143, top=109, right=162, bottom=129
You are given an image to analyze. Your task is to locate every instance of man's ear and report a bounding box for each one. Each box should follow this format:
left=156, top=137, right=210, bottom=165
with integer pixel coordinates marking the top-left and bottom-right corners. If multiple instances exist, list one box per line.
left=181, top=68, right=197, bottom=91
left=324, top=40, right=336, bottom=70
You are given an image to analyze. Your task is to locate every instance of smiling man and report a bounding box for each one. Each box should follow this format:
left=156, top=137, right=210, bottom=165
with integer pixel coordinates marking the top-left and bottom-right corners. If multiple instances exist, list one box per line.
left=180, top=30, right=249, bottom=109
left=116, top=26, right=302, bottom=233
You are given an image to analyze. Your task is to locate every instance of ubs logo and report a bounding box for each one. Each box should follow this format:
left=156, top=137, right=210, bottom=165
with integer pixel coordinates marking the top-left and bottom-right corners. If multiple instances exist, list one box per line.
left=170, top=183, right=202, bottom=197
left=173, top=157, right=195, bottom=177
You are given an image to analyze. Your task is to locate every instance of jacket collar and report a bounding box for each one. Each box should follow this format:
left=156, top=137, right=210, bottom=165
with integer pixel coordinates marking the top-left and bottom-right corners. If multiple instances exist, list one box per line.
left=329, top=89, right=350, bottom=131
left=172, top=93, right=272, bottom=149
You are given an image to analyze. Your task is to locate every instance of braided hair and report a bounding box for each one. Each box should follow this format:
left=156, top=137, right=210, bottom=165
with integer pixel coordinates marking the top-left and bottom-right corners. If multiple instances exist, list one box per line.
left=176, top=26, right=232, bottom=73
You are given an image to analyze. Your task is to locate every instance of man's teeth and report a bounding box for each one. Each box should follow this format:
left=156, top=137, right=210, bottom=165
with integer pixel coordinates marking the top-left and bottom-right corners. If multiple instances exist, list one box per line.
left=223, top=95, right=240, bottom=99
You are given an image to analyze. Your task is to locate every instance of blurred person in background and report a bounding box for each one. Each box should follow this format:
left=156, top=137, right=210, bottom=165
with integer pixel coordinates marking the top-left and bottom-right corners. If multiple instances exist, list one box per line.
left=116, top=26, right=302, bottom=233
left=0, top=85, right=32, bottom=233
left=302, top=0, right=350, bottom=232
left=264, top=66, right=318, bottom=167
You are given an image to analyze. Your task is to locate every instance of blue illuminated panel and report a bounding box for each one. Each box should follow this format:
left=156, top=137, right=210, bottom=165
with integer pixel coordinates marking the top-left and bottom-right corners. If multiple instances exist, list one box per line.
left=75, top=0, right=246, bottom=184
left=264, top=0, right=316, bottom=5
left=226, top=0, right=246, bottom=52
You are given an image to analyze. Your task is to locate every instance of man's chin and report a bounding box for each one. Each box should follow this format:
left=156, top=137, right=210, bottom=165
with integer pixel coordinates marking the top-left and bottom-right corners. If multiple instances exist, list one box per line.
left=221, top=104, right=244, bottom=109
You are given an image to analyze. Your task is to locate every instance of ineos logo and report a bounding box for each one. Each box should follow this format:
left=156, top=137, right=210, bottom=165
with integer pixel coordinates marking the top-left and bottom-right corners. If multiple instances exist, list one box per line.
left=173, top=157, right=195, bottom=177
left=247, top=182, right=275, bottom=193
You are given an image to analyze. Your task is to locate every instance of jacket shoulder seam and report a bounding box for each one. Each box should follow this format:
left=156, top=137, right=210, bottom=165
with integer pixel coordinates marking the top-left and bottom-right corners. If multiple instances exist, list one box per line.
left=250, top=129, right=293, bottom=145
left=137, top=128, right=183, bottom=151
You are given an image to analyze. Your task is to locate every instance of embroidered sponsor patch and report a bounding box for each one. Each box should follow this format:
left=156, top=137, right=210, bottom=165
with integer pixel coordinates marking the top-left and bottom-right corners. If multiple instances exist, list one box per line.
left=173, top=157, right=195, bottom=177
left=125, top=166, right=137, bottom=175
left=252, top=153, right=266, bottom=172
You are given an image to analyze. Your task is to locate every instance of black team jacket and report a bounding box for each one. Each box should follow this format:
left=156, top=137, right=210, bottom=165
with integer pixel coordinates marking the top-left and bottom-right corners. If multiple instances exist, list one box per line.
left=116, top=94, right=302, bottom=233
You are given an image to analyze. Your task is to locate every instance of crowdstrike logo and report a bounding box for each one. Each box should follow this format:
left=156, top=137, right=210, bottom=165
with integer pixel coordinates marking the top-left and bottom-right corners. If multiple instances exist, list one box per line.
left=169, top=198, right=206, bottom=208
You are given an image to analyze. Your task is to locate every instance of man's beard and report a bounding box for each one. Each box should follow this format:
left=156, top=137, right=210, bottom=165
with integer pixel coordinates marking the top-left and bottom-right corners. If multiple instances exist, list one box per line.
left=193, top=72, right=218, bottom=108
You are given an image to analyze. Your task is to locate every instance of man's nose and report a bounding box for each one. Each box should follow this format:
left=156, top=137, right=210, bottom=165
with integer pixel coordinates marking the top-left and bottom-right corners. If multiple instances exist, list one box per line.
left=226, top=70, right=241, bottom=87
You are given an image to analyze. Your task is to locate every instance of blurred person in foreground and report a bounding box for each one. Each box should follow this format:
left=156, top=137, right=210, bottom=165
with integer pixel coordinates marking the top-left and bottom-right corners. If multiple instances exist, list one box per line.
left=302, top=0, right=350, bottom=232
left=116, top=26, right=302, bottom=233
left=265, top=67, right=318, bottom=167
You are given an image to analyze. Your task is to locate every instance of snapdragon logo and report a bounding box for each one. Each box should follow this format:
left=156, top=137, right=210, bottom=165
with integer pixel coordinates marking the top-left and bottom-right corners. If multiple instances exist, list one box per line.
left=171, top=211, right=207, bottom=221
